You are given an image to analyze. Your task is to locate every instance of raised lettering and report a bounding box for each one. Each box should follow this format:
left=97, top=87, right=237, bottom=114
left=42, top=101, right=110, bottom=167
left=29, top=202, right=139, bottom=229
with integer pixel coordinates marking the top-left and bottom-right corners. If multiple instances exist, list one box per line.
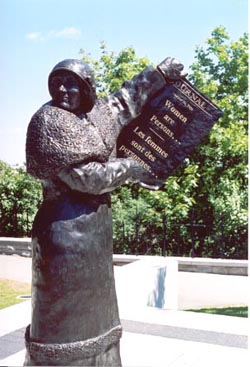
left=131, top=140, right=145, bottom=153
left=164, top=99, right=187, bottom=123
left=150, top=115, right=174, bottom=138
left=133, top=126, right=145, bottom=139
left=165, top=99, right=173, bottom=108
left=163, top=114, right=175, bottom=125
left=174, top=81, right=207, bottom=110
left=145, top=135, right=168, bottom=158
left=145, top=150, right=156, bottom=162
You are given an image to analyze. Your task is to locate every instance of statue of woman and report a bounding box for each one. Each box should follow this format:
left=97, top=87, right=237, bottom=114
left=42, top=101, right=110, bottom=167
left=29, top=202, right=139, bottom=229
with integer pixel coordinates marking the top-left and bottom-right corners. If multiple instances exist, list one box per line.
left=24, top=57, right=184, bottom=366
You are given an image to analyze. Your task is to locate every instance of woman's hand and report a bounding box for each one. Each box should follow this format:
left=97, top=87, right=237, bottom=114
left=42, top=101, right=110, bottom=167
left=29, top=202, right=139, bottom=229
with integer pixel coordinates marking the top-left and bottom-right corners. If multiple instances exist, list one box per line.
left=157, top=57, right=187, bottom=81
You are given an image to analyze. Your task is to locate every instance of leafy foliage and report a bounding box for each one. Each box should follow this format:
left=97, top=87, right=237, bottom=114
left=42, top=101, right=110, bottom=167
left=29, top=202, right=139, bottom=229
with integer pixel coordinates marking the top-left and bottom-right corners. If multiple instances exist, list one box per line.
left=0, top=161, right=42, bottom=237
left=187, top=27, right=248, bottom=258
left=81, top=29, right=248, bottom=259
left=80, top=42, right=151, bottom=96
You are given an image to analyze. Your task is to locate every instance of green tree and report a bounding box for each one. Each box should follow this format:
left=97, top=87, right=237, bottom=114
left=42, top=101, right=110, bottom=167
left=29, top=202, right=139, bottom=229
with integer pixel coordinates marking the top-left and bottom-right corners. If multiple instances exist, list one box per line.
left=80, top=42, right=151, bottom=96
left=80, top=43, right=202, bottom=256
left=80, top=29, right=248, bottom=259
left=0, top=161, right=42, bottom=237
left=188, top=27, right=248, bottom=258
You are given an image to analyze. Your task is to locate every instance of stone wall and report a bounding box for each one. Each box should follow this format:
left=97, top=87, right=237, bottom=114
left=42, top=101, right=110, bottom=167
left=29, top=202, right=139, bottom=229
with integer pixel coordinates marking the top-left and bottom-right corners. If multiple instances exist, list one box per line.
left=0, top=238, right=248, bottom=276
left=0, top=237, right=31, bottom=257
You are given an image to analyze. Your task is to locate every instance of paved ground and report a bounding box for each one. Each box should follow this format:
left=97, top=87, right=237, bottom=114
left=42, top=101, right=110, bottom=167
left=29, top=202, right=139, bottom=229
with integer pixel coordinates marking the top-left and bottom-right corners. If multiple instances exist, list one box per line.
left=0, top=254, right=248, bottom=309
left=0, top=300, right=248, bottom=366
left=0, top=254, right=32, bottom=284
left=0, top=254, right=249, bottom=366
left=177, top=270, right=248, bottom=309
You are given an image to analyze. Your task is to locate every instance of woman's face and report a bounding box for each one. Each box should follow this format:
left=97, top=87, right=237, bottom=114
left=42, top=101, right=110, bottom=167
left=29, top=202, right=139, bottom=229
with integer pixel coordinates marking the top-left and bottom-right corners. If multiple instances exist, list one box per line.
left=50, top=71, right=81, bottom=112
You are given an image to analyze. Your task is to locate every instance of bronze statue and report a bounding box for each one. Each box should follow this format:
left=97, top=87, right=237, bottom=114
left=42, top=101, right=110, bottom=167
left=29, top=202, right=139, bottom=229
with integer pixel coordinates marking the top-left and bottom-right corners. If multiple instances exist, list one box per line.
left=24, top=57, right=184, bottom=366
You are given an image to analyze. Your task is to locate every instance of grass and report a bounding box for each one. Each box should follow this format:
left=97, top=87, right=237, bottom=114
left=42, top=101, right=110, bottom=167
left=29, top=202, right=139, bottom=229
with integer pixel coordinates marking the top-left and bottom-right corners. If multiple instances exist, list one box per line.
left=188, top=306, right=248, bottom=318
left=0, top=278, right=31, bottom=310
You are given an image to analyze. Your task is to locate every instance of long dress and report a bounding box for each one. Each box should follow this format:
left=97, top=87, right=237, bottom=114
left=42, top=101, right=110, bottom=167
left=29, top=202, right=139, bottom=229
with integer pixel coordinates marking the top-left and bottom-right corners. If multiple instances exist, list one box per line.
left=24, top=66, right=166, bottom=366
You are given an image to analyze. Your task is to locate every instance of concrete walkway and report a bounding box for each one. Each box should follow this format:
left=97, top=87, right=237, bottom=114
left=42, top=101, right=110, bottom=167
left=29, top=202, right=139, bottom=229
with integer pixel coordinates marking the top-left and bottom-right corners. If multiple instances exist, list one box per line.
left=0, top=254, right=248, bottom=309
left=0, top=300, right=248, bottom=366
left=0, top=254, right=249, bottom=366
